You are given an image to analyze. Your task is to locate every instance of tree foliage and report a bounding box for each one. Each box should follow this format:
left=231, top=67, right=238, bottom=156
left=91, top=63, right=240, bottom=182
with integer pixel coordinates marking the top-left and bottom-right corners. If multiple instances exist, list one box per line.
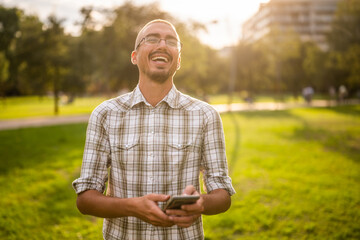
left=0, top=0, right=358, bottom=110
left=0, top=5, right=19, bottom=96
left=16, top=14, right=46, bottom=95
left=326, top=0, right=360, bottom=93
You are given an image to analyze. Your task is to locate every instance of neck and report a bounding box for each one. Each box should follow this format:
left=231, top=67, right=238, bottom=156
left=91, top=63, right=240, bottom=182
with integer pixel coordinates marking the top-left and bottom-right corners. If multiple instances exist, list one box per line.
left=138, top=78, right=173, bottom=107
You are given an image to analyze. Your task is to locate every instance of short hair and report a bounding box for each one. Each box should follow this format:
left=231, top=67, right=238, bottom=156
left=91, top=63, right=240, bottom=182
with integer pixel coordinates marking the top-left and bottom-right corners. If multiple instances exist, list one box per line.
left=134, top=19, right=180, bottom=50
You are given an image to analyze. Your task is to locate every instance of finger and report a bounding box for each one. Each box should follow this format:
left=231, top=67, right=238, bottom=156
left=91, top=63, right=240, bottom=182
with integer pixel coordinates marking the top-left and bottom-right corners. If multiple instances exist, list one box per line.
left=170, top=215, right=194, bottom=223
left=166, top=209, right=188, bottom=216
left=146, top=209, right=175, bottom=227
left=139, top=195, right=175, bottom=226
left=170, top=214, right=201, bottom=228
left=153, top=218, right=175, bottom=227
left=181, top=202, right=204, bottom=214
left=182, top=185, right=196, bottom=195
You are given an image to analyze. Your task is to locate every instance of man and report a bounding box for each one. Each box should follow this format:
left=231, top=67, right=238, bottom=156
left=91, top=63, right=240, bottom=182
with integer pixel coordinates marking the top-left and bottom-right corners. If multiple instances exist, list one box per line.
left=72, top=19, right=235, bottom=240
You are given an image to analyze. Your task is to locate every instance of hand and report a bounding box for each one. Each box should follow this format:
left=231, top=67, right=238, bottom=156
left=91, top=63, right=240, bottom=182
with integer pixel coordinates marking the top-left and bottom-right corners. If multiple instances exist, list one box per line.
left=132, top=194, right=174, bottom=227
left=165, top=185, right=204, bottom=228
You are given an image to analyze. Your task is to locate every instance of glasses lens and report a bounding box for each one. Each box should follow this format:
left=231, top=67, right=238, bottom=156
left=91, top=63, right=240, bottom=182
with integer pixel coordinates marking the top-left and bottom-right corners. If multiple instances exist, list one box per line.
left=166, top=39, right=178, bottom=48
left=144, top=37, right=181, bottom=50
left=145, top=37, right=159, bottom=45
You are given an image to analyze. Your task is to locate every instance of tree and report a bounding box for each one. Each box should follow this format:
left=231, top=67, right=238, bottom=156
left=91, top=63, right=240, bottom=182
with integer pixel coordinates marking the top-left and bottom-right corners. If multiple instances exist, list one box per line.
left=0, top=51, right=9, bottom=98
left=327, top=0, right=360, bottom=94
left=0, top=5, right=20, bottom=96
left=15, top=14, right=47, bottom=95
left=43, top=15, right=69, bottom=114
left=302, top=42, right=328, bottom=92
left=235, top=42, right=268, bottom=100
left=254, top=27, right=309, bottom=99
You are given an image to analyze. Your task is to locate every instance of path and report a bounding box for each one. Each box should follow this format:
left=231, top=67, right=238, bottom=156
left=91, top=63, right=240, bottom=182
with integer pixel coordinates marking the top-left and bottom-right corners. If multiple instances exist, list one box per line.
left=0, top=115, right=90, bottom=130
left=0, top=99, right=358, bottom=130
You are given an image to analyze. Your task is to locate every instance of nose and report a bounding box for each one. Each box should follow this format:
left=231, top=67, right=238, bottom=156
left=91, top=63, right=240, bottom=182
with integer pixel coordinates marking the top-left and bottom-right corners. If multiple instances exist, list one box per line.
left=157, top=39, right=167, bottom=48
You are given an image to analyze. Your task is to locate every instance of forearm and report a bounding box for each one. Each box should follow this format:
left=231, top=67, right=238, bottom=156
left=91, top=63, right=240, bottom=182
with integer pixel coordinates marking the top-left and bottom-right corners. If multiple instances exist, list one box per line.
left=201, top=188, right=231, bottom=215
left=76, top=190, right=137, bottom=218
left=77, top=190, right=174, bottom=227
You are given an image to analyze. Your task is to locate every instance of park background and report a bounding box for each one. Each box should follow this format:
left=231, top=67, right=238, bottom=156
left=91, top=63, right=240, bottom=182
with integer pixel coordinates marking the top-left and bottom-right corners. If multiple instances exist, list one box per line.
left=0, top=0, right=359, bottom=239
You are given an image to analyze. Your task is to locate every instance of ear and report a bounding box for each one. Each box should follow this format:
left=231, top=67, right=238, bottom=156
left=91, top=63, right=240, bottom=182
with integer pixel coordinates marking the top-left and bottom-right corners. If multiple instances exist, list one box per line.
left=131, top=51, right=137, bottom=65
left=176, top=55, right=181, bottom=70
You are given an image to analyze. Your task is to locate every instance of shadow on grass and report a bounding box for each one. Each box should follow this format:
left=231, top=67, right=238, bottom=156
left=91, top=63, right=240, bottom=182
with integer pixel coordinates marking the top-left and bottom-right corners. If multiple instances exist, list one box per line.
left=290, top=106, right=360, bottom=164
left=290, top=124, right=360, bottom=163
left=226, top=112, right=241, bottom=175
left=326, top=105, right=360, bottom=117
left=227, top=107, right=360, bottom=164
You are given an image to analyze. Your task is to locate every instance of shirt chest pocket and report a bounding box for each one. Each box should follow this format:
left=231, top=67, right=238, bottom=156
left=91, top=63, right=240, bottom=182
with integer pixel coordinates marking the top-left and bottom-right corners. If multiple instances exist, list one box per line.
left=166, top=140, right=198, bottom=167
left=113, top=138, right=140, bottom=170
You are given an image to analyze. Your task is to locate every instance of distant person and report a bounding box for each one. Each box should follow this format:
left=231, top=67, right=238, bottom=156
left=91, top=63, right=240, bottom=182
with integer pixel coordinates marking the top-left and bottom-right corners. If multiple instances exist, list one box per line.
left=338, top=85, right=348, bottom=103
left=302, top=86, right=314, bottom=104
left=72, top=19, right=235, bottom=239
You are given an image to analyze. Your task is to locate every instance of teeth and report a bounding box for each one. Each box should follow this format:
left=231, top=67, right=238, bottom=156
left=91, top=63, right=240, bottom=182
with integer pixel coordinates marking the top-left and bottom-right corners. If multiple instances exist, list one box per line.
left=151, top=56, right=168, bottom=63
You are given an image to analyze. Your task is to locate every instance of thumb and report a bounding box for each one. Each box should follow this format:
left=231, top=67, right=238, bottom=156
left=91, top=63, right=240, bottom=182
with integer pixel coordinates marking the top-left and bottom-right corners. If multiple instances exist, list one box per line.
left=146, top=194, right=171, bottom=202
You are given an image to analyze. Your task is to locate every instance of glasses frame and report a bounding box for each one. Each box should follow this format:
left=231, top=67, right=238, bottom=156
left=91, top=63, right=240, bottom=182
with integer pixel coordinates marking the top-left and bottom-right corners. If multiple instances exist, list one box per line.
left=136, top=36, right=183, bottom=51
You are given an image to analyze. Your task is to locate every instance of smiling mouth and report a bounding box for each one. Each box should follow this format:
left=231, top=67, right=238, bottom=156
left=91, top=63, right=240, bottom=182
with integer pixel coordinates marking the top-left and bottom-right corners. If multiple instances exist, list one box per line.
left=151, top=56, right=169, bottom=63
left=150, top=51, right=172, bottom=64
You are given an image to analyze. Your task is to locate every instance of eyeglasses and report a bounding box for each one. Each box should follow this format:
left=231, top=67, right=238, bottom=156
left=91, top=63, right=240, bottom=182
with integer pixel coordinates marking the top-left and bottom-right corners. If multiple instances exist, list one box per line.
left=136, top=36, right=182, bottom=50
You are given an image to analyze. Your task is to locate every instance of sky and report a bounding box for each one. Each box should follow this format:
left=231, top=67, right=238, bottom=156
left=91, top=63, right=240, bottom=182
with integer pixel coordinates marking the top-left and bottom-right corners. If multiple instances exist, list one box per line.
left=2, top=0, right=270, bottom=49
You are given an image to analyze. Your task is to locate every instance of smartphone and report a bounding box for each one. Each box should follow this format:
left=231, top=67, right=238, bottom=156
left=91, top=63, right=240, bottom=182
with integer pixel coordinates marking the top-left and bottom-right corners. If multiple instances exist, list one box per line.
left=163, top=195, right=200, bottom=211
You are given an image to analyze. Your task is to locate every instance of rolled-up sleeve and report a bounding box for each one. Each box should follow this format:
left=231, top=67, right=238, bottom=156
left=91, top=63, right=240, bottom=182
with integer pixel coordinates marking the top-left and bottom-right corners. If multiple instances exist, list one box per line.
left=201, top=108, right=236, bottom=196
left=72, top=103, right=111, bottom=194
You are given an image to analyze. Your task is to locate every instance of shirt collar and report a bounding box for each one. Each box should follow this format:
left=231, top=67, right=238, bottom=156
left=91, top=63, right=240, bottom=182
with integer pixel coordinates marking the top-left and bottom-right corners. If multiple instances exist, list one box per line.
left=127, top=84, right=181, bottom=109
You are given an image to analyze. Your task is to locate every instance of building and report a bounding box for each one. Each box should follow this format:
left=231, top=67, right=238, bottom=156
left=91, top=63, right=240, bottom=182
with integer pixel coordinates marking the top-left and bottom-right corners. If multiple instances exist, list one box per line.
left=242, top=0, right=341, bottom=50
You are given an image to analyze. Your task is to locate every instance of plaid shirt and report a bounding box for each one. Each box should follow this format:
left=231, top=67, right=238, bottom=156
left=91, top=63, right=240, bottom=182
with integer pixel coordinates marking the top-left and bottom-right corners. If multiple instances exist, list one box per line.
left=73, top=85, right=235, bottom=240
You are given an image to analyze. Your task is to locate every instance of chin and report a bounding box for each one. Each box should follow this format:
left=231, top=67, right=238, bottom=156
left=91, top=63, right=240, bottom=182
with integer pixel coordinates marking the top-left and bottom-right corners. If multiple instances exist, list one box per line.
left=150, top=75, right=170, bottom=83
left=148, top=70, right=175, bottom=84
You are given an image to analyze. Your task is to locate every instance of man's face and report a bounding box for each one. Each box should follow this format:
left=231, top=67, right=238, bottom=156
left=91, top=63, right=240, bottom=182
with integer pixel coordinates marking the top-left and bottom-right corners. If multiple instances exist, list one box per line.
left=132, top=22, right=181, bottom=83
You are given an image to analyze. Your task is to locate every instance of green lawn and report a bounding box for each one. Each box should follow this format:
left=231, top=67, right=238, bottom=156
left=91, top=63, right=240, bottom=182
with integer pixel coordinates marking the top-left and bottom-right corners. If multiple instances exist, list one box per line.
left=0, top=96, right=107, bottom=119
left=205, top=105, right=360, bottom=239
left=0, top=94, right=319, bottom=120
left=0, top=105, right=359, bottom=239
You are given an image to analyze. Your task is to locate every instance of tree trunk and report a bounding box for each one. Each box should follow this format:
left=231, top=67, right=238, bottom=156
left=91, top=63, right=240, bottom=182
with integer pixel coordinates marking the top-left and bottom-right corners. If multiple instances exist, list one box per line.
left=54, top=66, right=59, bottom=115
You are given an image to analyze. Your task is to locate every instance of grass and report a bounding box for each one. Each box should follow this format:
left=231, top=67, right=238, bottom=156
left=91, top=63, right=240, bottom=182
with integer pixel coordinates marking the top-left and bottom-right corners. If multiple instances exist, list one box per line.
left=0, top=93, right=326, bottom=120
left=0, top=105, right=359, bottom=239
left=204, top=105, right=360, bottom=239
left=0, top=124, right=102, bottom=239
left=0, top=96, right=107, bottom=119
